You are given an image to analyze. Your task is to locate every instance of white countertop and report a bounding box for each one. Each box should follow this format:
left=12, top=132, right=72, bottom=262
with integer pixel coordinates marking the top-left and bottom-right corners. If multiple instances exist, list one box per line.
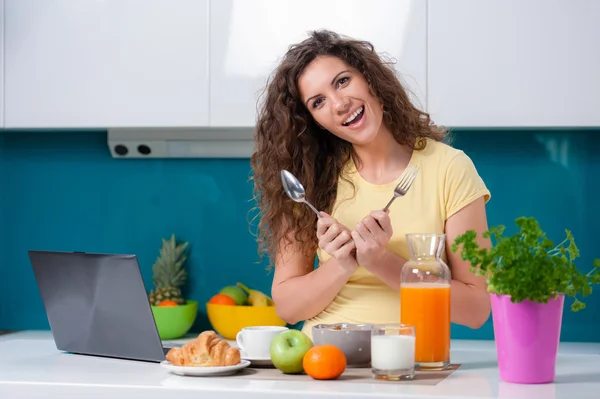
left=1, top=330, right=599, bottom=399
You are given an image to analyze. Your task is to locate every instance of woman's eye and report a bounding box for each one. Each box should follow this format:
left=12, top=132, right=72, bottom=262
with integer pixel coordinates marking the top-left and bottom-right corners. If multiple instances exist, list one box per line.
left=312, top=98, right=324, bottom=108
left=337, top=77, right=350, bottom=87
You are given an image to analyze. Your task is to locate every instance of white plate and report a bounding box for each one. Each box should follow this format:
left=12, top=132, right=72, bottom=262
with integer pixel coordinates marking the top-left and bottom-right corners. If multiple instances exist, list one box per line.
left=160, top=360, right=251, bottom=376
left=242, top=356, right=273, bottom=367
left=240, top=351, right=273, bottom=367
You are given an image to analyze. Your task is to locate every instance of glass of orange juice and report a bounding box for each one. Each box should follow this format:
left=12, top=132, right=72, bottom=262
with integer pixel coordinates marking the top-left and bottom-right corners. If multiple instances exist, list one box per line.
left=400, top=233, right=451, bottom=370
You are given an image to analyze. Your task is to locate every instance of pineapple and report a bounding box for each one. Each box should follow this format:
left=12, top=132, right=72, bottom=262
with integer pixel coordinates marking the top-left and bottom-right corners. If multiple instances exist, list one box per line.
left=148, top=234, right=189, bottom=306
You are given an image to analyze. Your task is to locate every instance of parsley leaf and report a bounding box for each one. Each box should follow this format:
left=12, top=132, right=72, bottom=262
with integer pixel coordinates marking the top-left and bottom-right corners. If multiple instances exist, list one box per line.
left=450, top=216, right=600, bottom=312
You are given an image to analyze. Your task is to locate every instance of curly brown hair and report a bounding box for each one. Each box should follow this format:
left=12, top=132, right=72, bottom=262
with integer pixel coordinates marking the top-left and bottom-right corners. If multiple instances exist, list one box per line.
left=249, top=30, right=447, bottom=269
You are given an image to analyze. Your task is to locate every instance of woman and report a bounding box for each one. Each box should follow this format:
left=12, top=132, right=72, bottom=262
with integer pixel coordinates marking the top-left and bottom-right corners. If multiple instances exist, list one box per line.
left=250, top=30, right=492, bottom=338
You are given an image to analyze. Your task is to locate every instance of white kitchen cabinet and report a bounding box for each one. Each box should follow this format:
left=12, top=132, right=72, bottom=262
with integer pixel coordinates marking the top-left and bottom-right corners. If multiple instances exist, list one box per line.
left=209, top=0, right=427, bottom=127
left=4, top=0, right=209, bottom=128
left=428, top=0, right=600, bottom=127
left=0, top=0, right=4, bottom=128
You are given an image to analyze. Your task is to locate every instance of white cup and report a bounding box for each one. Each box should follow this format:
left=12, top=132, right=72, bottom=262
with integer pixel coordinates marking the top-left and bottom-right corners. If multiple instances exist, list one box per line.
left=236, top=326, right=288, bottom=359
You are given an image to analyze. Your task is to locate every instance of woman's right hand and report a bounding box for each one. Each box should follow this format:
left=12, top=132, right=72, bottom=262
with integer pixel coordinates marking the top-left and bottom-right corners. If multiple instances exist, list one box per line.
left=316, top=212, right=358, bottom=272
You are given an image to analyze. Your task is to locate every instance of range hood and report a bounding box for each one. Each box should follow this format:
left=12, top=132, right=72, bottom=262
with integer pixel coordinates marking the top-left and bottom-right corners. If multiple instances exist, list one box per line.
left=107, top=127, right=255, bottom=158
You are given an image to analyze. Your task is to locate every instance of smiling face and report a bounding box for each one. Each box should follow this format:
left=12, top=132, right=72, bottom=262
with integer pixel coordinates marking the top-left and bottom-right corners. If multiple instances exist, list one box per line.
left=298, top=55, right=385, bottom=146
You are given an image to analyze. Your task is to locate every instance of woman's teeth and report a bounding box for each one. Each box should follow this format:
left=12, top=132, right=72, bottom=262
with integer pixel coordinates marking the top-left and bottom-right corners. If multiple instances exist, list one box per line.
left=343, top=106, right=364, bottom=126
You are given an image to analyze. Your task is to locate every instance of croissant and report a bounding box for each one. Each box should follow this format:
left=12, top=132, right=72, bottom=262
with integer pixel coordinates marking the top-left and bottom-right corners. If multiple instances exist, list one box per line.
left=166, top=330, right=241, bottom=367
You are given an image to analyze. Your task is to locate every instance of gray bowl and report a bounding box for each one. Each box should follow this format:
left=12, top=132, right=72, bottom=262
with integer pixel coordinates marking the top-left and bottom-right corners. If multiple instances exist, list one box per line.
left=312, top=323, right=372, bottom=368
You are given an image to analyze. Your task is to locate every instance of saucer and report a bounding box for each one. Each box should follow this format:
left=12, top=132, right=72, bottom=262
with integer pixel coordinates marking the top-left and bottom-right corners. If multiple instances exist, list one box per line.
left=160, top=360, right=251, bottom=377
left=240, top=351, right=273, bottom=367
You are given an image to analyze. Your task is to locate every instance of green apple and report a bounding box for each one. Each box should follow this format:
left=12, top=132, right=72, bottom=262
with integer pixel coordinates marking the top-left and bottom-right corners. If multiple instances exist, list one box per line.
left=219, top=286, right=247, bottom=305
left=270, top=330, right=313, bottom=374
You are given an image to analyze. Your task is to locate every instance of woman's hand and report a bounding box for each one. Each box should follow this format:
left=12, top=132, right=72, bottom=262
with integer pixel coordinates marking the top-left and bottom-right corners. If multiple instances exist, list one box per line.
left=351, top=210, right=393, bottom=270
left=317, top=211, right=358, bottom=273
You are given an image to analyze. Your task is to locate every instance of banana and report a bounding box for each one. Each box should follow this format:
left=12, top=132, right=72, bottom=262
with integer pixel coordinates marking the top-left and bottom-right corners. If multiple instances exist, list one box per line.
left=237, top=282, right=273, bottom=306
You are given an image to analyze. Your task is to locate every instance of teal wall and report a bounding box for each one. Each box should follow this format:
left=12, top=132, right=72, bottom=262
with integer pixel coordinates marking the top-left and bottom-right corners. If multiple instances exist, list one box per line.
left=1, top=129, right=599, bottom=342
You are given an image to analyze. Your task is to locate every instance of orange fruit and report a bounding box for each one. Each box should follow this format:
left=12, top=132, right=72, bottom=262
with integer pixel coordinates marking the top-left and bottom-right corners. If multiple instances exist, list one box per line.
left=208, top=294, right=236, bottom=305
left=302, top=344, right=347, bottom=380
left=157, top=300, right=178, bottom=307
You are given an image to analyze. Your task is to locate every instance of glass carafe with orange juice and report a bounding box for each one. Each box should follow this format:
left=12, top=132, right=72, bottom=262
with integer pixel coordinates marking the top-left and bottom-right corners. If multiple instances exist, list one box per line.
left=400, top=233, right=451, bottom=370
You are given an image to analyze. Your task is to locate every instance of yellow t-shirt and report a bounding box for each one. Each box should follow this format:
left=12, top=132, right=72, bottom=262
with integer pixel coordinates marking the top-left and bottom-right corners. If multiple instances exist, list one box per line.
left=300, top=138, right=491, bottom=339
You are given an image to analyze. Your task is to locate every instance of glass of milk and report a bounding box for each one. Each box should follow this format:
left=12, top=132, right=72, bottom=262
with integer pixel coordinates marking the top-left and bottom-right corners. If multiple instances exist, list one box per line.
left=371, top=324, right=416, bottom=380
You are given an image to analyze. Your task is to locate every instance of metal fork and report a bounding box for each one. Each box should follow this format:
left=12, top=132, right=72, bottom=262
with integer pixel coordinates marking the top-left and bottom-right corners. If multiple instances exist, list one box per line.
left=382, top=164, right=420, bottom=212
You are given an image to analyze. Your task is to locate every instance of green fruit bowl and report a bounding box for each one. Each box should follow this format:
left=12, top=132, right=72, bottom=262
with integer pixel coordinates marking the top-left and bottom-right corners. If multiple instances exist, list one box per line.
left=151, top=300, right=198, bottom=340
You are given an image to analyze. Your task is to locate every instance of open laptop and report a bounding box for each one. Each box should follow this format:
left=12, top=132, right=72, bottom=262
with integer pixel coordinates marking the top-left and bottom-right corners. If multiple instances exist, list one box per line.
left=28, top=250, right=180, bottom=363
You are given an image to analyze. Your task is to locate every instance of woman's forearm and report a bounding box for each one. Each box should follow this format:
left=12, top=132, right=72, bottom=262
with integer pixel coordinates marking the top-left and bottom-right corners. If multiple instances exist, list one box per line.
left=272, top=258, right=356, bottom=325
left=364, top=250, right=407, bottom=289
left=273, top=246, right=490, bottom=327
left=450, top=279, right=491, bottom=328
left=369, top=250, right=491, bottom=328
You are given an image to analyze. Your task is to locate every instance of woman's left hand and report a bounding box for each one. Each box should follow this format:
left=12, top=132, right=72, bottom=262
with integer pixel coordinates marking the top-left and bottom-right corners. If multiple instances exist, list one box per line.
left=351, top=210, right=393, bottom=270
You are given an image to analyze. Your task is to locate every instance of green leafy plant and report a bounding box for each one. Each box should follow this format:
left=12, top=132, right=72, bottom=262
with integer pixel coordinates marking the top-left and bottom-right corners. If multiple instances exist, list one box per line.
left=451, top=216, right=600, bottom=311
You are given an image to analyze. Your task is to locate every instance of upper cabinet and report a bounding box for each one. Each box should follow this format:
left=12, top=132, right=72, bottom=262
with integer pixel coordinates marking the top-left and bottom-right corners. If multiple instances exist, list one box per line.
left=209, top=0, right=427, bottom=127
left=4, top=0, right=209, bottom=129
left=0, top=0, right=4, bottom=127
left=2, top=0, right=599, bottom=130
left=427, top=0, right=600, bottom=127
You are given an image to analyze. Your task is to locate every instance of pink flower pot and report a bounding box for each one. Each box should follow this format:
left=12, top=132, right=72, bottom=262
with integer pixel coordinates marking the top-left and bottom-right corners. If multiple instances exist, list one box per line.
left=491, top=293, right=565, bottom=384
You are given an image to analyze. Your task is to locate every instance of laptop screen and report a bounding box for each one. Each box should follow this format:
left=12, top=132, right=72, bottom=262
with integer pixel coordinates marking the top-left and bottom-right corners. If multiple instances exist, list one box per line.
left=29, top=250, right=167, bottom=362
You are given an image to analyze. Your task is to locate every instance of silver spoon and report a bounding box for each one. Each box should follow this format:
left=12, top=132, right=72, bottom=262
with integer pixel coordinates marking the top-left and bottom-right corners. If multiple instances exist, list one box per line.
left=280, top=170, right=322, bottom=218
